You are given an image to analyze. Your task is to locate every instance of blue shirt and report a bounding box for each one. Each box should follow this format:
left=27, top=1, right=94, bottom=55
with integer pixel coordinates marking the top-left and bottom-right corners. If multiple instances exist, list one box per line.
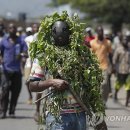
left=0, top=36, right=28, bottom=72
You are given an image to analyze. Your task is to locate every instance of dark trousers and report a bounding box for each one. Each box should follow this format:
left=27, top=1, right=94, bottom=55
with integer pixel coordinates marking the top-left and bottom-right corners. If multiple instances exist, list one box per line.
left=0, top=71, right=22, bottom=115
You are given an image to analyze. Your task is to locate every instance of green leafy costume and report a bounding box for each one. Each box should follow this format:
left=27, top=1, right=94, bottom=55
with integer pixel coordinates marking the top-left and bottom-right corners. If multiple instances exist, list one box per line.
left=30, top=11, right=105, bottom=125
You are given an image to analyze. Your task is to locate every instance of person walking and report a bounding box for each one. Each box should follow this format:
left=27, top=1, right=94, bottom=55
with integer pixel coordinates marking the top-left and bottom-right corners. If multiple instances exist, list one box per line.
left=84, top=27, right=95, bottom=48
left=90, top=26, right=113, bottom=107
left=0, top=23, right=28, bottom=118
left=113, top=35, right=130, bottom=106
left=24, top=27, right=33, bottom=104
left=28, top=12, right=107, bottom=130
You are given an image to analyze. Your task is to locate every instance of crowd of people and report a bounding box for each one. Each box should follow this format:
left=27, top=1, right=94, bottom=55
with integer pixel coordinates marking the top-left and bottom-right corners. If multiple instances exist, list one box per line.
left=0, top=21, right=41, bottom=121
left=84, top=26, right=130, bottom=107
left=0, top=16, right=130, bottom=130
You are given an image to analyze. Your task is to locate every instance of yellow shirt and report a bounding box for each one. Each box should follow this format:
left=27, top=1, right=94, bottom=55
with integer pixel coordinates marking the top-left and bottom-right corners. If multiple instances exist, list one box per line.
left=90, top=37, right=112, bottom=70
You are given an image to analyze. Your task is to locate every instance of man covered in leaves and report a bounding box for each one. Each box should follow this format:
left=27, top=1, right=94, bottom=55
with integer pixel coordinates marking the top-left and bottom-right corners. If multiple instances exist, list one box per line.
left=28, top=12, right=107, bottom=130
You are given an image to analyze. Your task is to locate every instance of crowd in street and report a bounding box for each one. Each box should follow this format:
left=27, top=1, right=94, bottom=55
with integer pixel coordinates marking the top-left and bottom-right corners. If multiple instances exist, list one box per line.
left=0, top=21, right=41, bottom=121
left=84, top=26, right=130, bottom=107
left=0, top=18, right=130, bottom=130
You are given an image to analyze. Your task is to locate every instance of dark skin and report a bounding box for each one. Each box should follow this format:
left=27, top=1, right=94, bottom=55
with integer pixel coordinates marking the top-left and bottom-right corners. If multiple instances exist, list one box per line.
left=32, top=23, right=39, bottom=34
left=8, top=23, right=28, bottom=59
left=122, top=36, right=129, bottom=49
left=29, top=79, right=69, bottom=92
left=96, top=26, right=104, bottom=41
left=113, top=36, right=129, bottom=74
left=114, top=36, right=129, bottom=103
left=29, top=78, right=107, bottom=130
left=0, top=24, right=18, bottom=62
left=87, top=30, right=93, bottom=37
left=96, top=26, right=113, bottom=69
left=84, top=30, right=93, bottom=48
left=0, top=24, right=5, bottom=37
left=8, top=23, right=17, bottom=41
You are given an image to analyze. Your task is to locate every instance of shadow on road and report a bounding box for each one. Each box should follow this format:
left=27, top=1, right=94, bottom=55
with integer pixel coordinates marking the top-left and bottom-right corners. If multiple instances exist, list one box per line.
left=8, top=115, right=33, bottom=119
left=16, top=108, right=35, bottom=111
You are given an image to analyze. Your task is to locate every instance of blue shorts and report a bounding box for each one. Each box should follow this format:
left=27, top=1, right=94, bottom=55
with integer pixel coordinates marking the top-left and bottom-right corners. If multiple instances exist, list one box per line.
left=45, top=111, right=87, bottom=130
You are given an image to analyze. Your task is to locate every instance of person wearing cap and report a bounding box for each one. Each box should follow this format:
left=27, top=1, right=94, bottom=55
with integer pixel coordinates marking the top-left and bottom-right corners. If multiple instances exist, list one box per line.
left=17, top=26, right=26, bottom=42
left=26, top=27, right=32, bottom=36
left=24, top=27, right=33, bottom=105
left=84, top=27, right=95, bottom=48
left=24, top=24, right=42, bottom=122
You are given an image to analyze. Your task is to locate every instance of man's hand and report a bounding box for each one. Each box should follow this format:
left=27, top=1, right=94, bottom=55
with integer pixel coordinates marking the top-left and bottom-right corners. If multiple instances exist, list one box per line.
left=52, top=79, right=69, bottom=91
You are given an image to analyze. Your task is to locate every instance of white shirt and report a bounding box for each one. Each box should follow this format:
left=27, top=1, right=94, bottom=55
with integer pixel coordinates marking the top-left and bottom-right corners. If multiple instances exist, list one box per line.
left=24, top=35, right=34, bottom=68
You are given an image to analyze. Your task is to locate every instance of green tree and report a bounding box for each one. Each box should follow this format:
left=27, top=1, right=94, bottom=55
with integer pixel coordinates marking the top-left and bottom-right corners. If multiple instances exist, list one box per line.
left=54, top=0, right=130, bottom=33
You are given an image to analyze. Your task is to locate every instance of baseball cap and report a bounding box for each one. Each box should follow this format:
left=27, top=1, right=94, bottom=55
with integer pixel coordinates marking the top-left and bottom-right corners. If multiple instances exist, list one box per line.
left=26, top=27, right=32, bottom=32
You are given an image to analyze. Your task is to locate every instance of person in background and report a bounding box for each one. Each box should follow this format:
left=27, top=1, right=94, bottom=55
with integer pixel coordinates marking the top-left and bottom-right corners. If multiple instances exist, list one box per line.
left=0, top=22, right=5, bottom=109
left=0, top=23, right=28, bottom=119
left=125, top=30, right=130, bottom=51
left=113, top=31, right=123, bottom=51
left=17, top=26, right=26, bottom=42
left=90, top=26, right=113, bottom=107
left=84, top=27, right=95, bottom=48
left=104, top=29, right=113, bottom=97
left=24, top=23, right=42, bottom=122
left=32, top=23, right=39, bottom=39
left=113, top=35, right=130, bottom=106
left=0, top=23, right=5, bottom=42
left=17, top=26, right=27, bottom=75
left=24, top=27, right=33, bottom=105
left=31, top=23, right=43, bottom=122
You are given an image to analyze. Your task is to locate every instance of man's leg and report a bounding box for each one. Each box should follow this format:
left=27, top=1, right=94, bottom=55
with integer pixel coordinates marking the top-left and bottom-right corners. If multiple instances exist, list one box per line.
left=34, top=93, right=42, bottom=122
left=125, top=75, right=130, bottom=106
left=9, top=72, right=22, bottom=117
left=125, top=90, right=130, bottom=106
left=0, top=71, right=10, bottom=119
left=101, top=70, right=109, bottom=106
left=45, top=112, right=87, bottom=130
left=114, top=74, right=124, bottom=101
left=24, top=67, right=32, bottom=104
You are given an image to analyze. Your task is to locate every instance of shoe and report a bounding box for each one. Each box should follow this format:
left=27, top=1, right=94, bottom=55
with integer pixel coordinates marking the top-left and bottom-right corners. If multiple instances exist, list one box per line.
left=125, top=100, right=129, bottom=107
left=26, top=99, right=33, bottom=104
left=113, top=92, right=118, bottom=102
left=109, top=93, right=113, bottom=98
left=0, top=113, right=6, bottom=119
left=9, top=113, right=15, bottom=118
left=33, top=112, right=40, bottom=122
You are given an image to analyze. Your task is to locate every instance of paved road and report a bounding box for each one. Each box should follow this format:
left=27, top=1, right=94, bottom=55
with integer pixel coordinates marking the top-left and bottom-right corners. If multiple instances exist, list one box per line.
left=0, top=79, right=38, bottom=130
left=0, top=77, right=130, bottom=130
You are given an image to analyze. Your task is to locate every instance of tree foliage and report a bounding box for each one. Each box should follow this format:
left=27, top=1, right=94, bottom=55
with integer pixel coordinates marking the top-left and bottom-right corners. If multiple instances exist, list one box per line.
left=56, top=0, right=130, bottom=33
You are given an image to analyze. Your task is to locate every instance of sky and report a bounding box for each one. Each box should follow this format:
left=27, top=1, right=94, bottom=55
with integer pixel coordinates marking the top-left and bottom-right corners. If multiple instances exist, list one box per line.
left=0, top=0, right=53, bottom=20
left=0, top=0, right=85, bottom=22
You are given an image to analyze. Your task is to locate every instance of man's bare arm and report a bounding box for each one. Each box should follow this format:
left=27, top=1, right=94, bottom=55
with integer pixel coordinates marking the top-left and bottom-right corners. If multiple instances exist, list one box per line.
left=29, top=79, right=69, bottom=92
